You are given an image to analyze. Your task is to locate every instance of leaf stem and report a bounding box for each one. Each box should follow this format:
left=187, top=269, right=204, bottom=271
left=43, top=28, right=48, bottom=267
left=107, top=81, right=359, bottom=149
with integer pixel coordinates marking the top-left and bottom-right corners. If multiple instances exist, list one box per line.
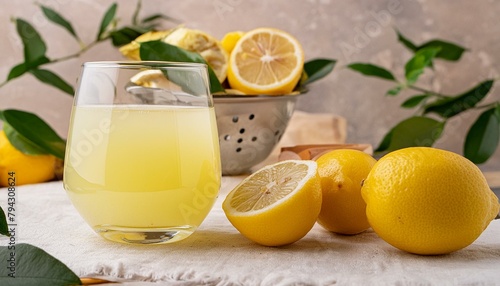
left=0, top=38, right=104, bottom=90
left=475, top=102, right=498, bottom=110
left=408, top=85, right=448, bottom=98
left=50, top=40, right=100, bottom=64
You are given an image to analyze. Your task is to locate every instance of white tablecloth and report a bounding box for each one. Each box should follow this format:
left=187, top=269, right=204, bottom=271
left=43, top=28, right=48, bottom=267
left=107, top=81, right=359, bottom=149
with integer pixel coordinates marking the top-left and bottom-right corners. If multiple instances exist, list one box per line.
left=1, top=178, right=500, bottom=285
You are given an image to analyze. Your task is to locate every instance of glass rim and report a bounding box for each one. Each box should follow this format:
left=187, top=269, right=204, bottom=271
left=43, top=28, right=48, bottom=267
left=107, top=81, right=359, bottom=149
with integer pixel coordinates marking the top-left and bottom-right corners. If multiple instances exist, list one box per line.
left=82, top=61, right=208, bottom=69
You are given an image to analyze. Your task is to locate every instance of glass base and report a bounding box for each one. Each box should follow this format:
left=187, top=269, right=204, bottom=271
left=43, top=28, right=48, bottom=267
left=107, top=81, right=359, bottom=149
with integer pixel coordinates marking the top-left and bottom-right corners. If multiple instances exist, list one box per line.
left=94, top=225, right=196, bottom=244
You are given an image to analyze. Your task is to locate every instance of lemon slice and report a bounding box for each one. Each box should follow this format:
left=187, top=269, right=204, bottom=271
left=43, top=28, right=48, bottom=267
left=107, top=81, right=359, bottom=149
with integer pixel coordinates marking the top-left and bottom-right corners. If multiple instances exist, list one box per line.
left=163, top=27, right=229, bottom=83
left=227, top=27, right=305, bottom=95
left=222, top=160, right=321, bottom=246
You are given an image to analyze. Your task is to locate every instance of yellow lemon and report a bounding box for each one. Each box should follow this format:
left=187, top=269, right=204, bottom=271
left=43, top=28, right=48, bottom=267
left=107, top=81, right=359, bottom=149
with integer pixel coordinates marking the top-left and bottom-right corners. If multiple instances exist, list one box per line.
left=163, top=27, right=228, bottom=83
left=223, top=160, right=321, bottom=246
left=227, top=27, right=304, bottom=95
left=361, top=147, right=500, bottom=255
left=0, top=131, right=56, bottom=187
left=220, top=31, right=244, bottom=54
left=120, top=27, right=229, bottom=83
left=119, top=29, right=174, bottom=60
left=316, top=149, right=377, bottom=235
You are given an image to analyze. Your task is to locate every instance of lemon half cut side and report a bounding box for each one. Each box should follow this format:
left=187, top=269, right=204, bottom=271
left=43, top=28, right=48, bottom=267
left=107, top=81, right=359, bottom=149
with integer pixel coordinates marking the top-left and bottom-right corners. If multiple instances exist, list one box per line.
left=227, top=27, right=305, bottom=95
left=223, top=160, right=321, bottom=246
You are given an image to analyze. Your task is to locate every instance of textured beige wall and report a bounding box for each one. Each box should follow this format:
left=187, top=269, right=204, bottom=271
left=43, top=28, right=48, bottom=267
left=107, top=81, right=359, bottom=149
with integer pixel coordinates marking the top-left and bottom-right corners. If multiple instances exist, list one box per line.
left=0, top=0, right=499, bottom=170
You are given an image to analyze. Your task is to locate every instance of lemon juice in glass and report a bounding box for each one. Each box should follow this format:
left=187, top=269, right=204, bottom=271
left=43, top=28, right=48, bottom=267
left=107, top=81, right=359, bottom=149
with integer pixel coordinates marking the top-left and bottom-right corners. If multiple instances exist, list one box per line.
left=63, top=61, right=221, bottom=244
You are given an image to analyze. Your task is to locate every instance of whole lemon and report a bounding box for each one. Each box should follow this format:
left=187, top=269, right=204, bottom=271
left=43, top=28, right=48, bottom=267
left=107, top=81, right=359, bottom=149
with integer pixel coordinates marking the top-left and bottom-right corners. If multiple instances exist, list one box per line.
left=316, top=149, right=377, bottom=235
left=0, top=131, right=56, bottom=187
left=361, top=147, right=500, bottom=255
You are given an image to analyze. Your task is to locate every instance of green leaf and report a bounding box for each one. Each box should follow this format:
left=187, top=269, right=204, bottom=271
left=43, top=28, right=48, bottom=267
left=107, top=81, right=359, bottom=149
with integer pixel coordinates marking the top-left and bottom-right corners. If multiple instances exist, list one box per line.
left=2, top=110, right=66, bottom=159
left=0, top=207, right=9, bottom=237
left=404, top=46, right=441, bottom=85
left=0, top=244, right=81, bottom=285
left=139, top=41, right=225, bottom=93
left=396, top=30, right=418, bottom=51
left=29, top=69, right=74, bottom=95
left=141, top=13, right=180, bottom=24
left=424, top=80, right=494, bottom=118
left=96, top=3, right=117, bottom=40
left=463, top=107, right=500, bottom=164
left=386, top=85, right=403, bottom=96
left=401, top=94, right=429, bottom=108
left=40, top=5, right=79, bottom=40
left=295, top=70, right=309, bottom=93
left=375, top=116, right=445, bottom=152
left=303, top=58, right=336, bottom=86
left=8, top=56, right=51, bottom=82
left=396, top=29, right=467, bottom=61
left=7, top=63, right=27, bottom=81
left=110, top=26, right=147, bottom=47
left=15, top=18, right=47, bottom=64
left=24, top=55, right=51, bottom=70
left=419, top=40, right=467, bottom=61
left=4, top=123, right=47, bottom=155
left=347, top=63, right=396, bottom=81
left=375, top=130, right=393, bottom=152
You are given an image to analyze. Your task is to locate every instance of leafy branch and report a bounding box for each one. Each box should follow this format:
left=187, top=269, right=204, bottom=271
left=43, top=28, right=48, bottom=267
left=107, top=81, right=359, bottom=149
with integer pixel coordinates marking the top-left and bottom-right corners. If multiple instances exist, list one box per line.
left=347, top=30, right=499, bottom=164
left=0, top=1, right=176, bottom=159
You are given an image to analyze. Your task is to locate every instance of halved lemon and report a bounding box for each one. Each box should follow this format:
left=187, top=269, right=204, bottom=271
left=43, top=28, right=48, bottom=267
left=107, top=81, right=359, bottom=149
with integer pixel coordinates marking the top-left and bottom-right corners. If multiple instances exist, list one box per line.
left=227, top=27, right=305, bottom=95
left=222, top=160, right=321, bottom=246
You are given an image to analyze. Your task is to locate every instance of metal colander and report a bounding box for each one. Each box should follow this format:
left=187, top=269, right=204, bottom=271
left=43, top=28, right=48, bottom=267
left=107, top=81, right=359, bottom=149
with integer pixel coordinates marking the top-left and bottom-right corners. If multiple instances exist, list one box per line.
left=214, top=94, right=300, bottom=175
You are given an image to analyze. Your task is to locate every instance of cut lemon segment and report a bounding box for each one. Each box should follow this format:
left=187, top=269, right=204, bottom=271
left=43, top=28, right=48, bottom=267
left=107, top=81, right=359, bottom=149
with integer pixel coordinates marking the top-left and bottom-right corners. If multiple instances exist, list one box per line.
left=227, top=27, right=305, bottom=95
left=119, top=29, right=175, bottom=60
left=119, top=27, right=228, bottom=83
left=223, top=160, right=321, bottom=246
left=163, top=27, right=229, bottom=83
left=221, top=31, right=245, bottom=54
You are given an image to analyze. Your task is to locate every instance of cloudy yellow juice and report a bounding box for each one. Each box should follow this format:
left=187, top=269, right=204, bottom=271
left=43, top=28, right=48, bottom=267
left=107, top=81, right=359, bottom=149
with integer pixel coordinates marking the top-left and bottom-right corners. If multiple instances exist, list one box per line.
left=63, top=105, right=221, bottom=243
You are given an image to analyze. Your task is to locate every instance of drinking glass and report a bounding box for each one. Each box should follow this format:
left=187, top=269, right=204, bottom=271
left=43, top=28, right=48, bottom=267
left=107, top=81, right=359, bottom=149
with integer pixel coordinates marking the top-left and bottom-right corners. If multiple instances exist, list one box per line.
left=63, top=61, right=221, bottom=244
